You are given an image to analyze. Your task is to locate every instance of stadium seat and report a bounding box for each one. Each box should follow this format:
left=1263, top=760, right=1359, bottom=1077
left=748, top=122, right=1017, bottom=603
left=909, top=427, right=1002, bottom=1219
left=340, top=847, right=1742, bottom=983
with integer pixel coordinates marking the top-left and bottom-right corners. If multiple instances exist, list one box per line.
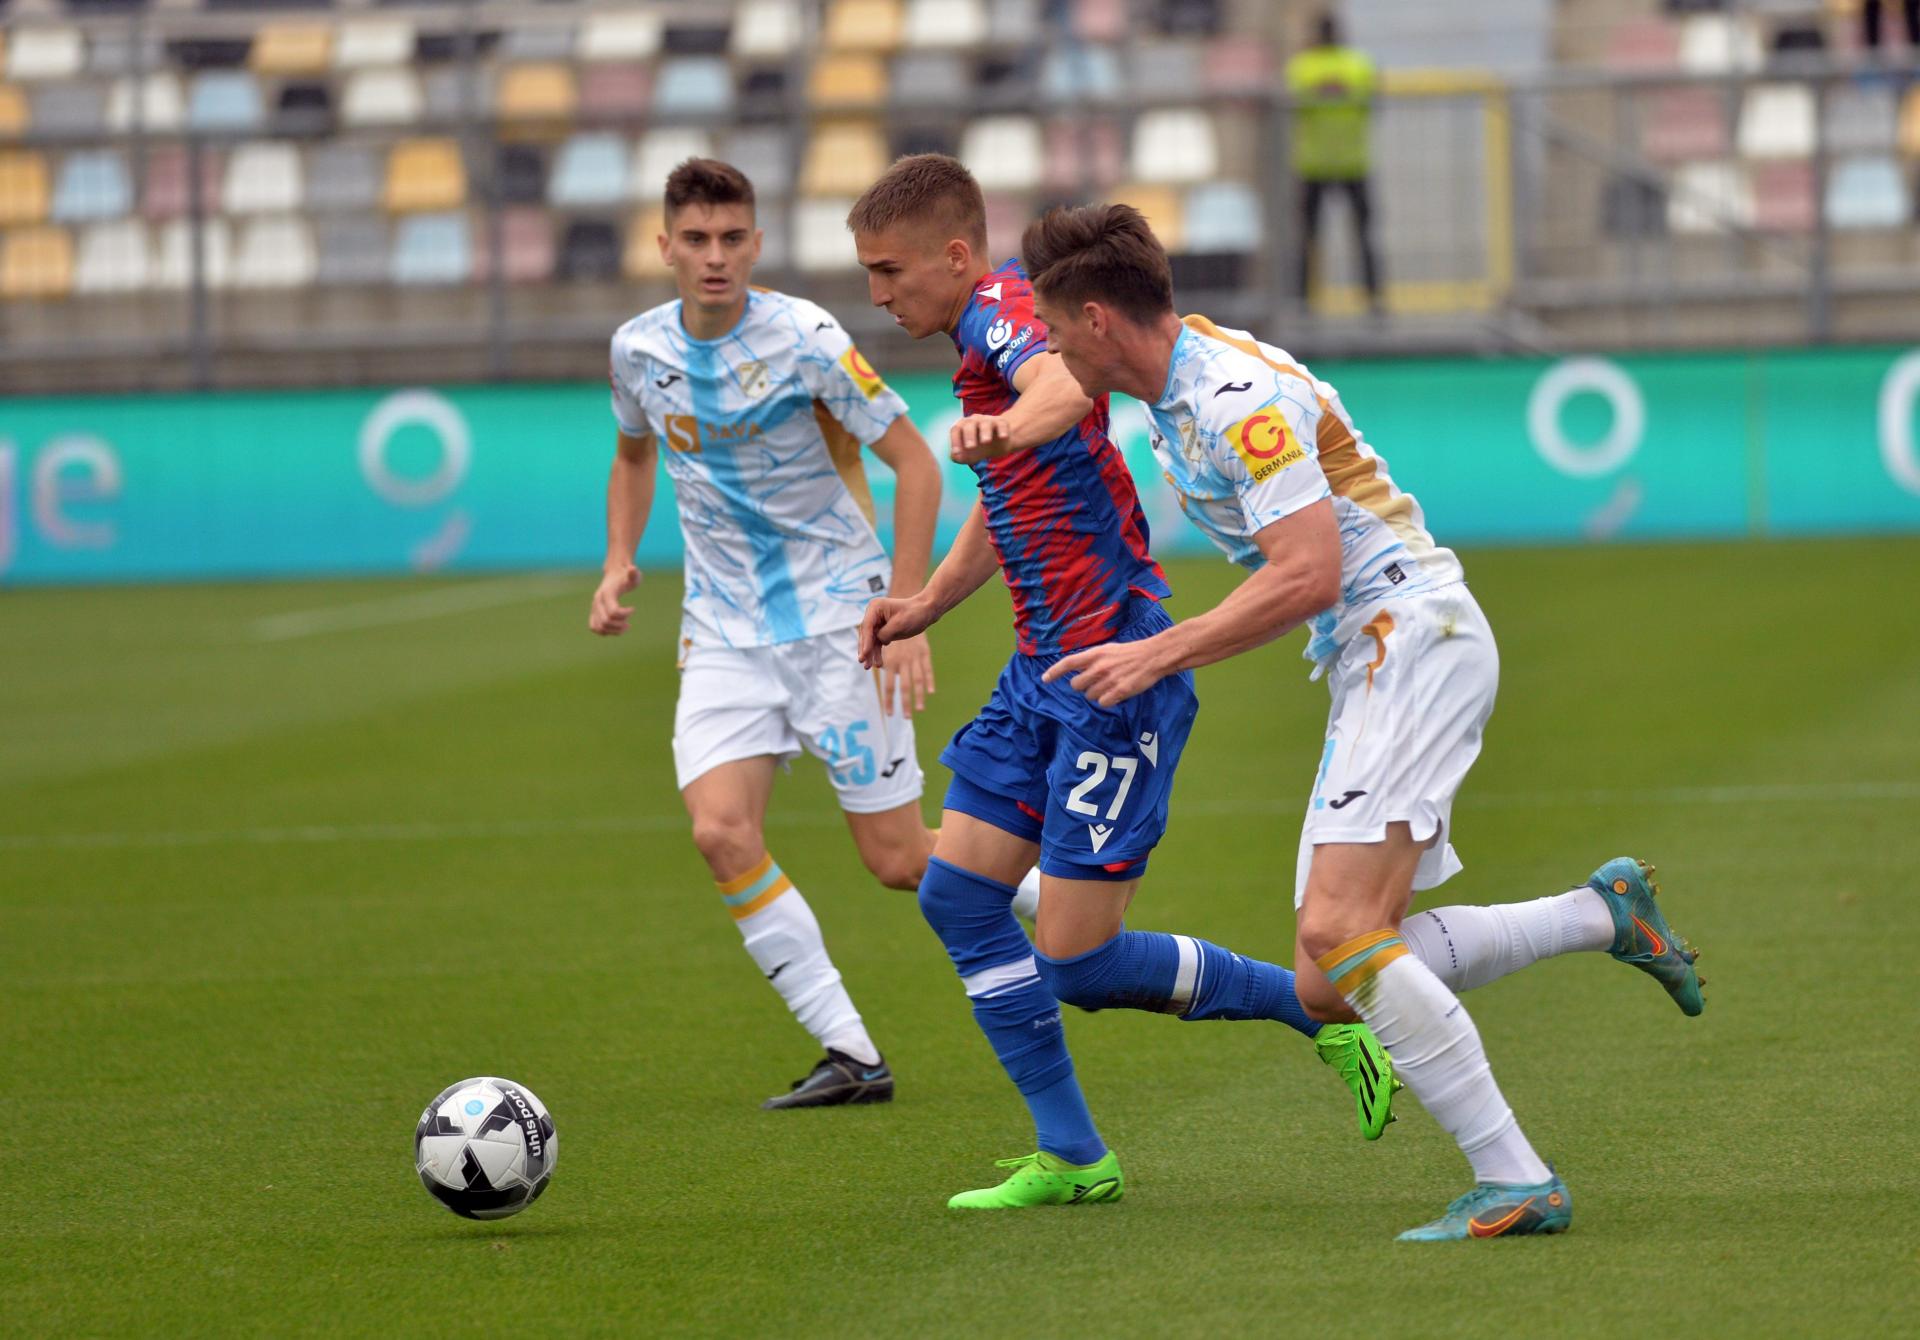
left=890, top=52, right=970, bottom=107
left=1900, top=89, right=1920, bottom=158
left=1041, top=43, right=1123, bottom=102
left=0, top=224, right=73, bottom=298
left=580, top=12, right=664, bottom=62
left=188, top=71, right=265, bottom=133
left=989, top=0, right=1043, bottom=46
left=88, top=30, right=162, bottom=77
left=273, top=82, right=335, bottom=137
left=654, top=58, right=732, bottom=116
left=1605, top=19, right=1682, bottom=71
left=305, top=145, right=382, bottom=213
left=1641, top=87, right=1729, bottom=163
left=721, top=126, right=793, bottom=197
left=665, top=25, right=732, bottom=58
left=1600, top=176, right=1666, bottom=238
left=222, top=142, right=302, bottom=215
left=1182, top=180, right=1262, bottom=252
left=1204, top=37, right=1274, bottom=96
left=1130, top=41, right=1201, bottom=94
left=733, top=0, right=803, bottom=58
left=0, top=150, right=51, bottom=226
left=342, top=68, right=424, bottom=128
left=1826, top=157, right=1908, bottom=230
left=1074, top=0, right=1130, bottom=43
left=809, top=54, right=888, bottom=108
left=501, top=23, right=578, bottom=65
left=1824, top=86, right=1897, bottom=155
left=498, top=63, right=575, bottom=123
left=1668, top=161, right=1753, bottom=234
left=801, top=120, right=888, bottom=197
left=74, top=218, right=151, bottom=293
left=1678, top=14, right=1763, bottom=74
left=961, top=116, right=1043, bottom=191
left=251, top=24, right=332, bottom=76
left=1132, top=108, right=1218, bottom=184
left=421, top=67, right=496, bottom=123
left=1750, top=160, right=1814, bottom=232
left=825, top=0, right=905, bottom=51
left=623, top=206, right=668, bottom=279
left=558, top=218, right=621, bottom=281
left=738, top=66, right=791, bottom=117
left=480, top=206, right=555, bottom=283
left=6, top=27, right=84, bottom=82
left=893, top=122, right=960, bottom=159
left=154, top=217, right=232, bottom=290
left=1736, top=83, right=1815, bottom=159
left=905, top=0, right=989, bottom=47
left=793, top=197, right=859, bottom=270
left=32, top=82, right=107, bottom=136
left=633, top=127, right=712, bottom=199
left=580, top=63, right=652, bottom=121
left=755, top=207, right=790, bottom=269
left=496, top=143, right=548, bottom=206
left=315, top=214, right=389, bottom=286
left=234, top=215, right=317, bottom=289
left=0, top=85, right=25, bottom=138
left=141, top=147, right=222, bottom=221
left=105, top=73, right=185, bottom=133
left=550, top=132, right=631, bottom=207
left=51, top=150, right=133, bottom=223
left=169, top=38, right=254, bottom=75
left=1044, top=117, right=1124, bottom=191
left=384, top=139, right=467, bottom=213
left=334, top=22, right=414, bottom=71
left=1113, top=182, right=1185, bottom=248
left=391, top=212, right=470, bottom=285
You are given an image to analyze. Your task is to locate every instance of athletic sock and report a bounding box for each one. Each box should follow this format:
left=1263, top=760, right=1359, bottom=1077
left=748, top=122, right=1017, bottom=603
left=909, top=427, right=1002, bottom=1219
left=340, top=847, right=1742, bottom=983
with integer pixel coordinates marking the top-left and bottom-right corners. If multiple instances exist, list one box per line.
left=1010, top=868, right=1041, bottom=921
left=920, top=857, right=1106, bottom=1166
left=719, top=854, right=880, bottom=1067
left=1034, top=930, right=1321, bottom=1038
left=1319, top=931, right=1551, bottom=1185
left=1400, top=889, right=1616, bottom=993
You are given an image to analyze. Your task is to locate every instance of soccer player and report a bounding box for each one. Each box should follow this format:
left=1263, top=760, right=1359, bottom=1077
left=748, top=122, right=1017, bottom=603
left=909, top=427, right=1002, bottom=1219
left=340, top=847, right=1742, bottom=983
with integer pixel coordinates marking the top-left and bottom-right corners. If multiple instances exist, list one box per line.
left=591, top=158, right=1036, bottom=1110
left=848, top=154, right=1398, bottom=1209
left=1019, top=202, right=1708, bottom=1239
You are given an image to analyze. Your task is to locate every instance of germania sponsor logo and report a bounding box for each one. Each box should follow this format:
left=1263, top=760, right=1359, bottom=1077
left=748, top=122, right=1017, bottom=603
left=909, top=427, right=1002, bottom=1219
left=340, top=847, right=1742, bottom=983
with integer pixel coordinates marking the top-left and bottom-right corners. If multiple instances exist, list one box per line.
left=663, top=414, right=764, bottom=454
left=1227, top=406, right=1307, bottom=481
left=839, top=346, right=886, bottom=399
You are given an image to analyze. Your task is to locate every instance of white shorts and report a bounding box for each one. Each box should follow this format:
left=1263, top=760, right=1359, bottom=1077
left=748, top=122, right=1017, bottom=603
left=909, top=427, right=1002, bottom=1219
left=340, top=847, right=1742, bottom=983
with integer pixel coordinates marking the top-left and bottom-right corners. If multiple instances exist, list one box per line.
left=672, top=627, right=925, bottom=814
left=1293, top=583, right=1498, bottom=908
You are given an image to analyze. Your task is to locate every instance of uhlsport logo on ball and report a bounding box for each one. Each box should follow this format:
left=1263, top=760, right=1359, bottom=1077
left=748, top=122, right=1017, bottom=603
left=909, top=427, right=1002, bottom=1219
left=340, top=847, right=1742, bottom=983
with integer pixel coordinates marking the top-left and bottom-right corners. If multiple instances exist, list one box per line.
left=414, top=1077, right=557, bottom=1221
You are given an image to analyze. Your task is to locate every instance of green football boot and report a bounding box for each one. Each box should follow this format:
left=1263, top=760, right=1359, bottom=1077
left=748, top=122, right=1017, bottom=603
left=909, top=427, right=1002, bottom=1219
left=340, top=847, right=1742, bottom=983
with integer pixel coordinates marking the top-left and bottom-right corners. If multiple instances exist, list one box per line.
left=1397, top=1172, right=1573, bottom=1242
left=1314, top=1022, right=1401, bottom=1140
left=947, top=1150, right=1124, bottom=1209
left=1587, top=857, right=1705, bottom=1016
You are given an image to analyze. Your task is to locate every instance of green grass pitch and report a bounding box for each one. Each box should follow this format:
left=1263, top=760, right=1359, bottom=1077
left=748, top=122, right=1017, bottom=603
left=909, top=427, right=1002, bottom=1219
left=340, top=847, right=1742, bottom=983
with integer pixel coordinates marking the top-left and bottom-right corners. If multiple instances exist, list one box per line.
left=5, top=538, right=1917, bottom=1336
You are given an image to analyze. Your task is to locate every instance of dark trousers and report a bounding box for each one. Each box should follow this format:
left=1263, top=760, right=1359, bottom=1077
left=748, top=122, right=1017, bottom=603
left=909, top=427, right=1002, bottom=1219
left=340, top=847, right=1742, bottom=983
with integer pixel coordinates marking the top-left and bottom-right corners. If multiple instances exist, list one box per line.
left=1299, top=178, right=1382, bottom=311
left=1864, top=0, right=1920, bottom=46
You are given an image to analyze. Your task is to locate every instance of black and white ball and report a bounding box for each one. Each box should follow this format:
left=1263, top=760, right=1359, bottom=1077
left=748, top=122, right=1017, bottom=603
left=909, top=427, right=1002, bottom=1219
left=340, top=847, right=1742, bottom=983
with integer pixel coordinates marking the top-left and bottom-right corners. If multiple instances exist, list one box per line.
left=414, top=1077, right=557, bottom=1220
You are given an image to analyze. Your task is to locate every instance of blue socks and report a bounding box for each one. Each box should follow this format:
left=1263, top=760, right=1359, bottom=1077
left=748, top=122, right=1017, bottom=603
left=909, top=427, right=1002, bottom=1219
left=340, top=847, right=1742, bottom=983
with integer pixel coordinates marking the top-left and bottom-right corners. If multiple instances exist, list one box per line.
left=917, top=857, right=1107, bottom=1166
left=1034, top=930, right=1322, bottom=1037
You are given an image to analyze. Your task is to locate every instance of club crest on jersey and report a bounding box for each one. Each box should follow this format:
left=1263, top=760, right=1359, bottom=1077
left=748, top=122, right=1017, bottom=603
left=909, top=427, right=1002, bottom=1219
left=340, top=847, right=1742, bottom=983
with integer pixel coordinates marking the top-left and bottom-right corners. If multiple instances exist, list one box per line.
left=1178, top=418, right=1202, bottom=463
left=1227, top=407, right=1307, bottom=481
left=839, top=346, right=886, bottom=400
left=733, top=359, right=771, bottom=397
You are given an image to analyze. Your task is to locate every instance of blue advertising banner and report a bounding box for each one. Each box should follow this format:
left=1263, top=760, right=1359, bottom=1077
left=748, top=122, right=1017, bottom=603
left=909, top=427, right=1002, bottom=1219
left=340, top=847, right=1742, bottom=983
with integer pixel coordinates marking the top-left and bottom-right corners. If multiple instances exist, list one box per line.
left=3, top=347, right=1918, bottom=585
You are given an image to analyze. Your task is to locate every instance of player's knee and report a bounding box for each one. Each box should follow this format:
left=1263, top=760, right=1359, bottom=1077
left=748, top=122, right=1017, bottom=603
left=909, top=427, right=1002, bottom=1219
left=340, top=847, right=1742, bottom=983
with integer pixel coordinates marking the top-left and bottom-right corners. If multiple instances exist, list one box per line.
left=860, top=840, right=926, bottom=892
left=689, top=814, right=761, bottom=877
left=1298, top=977, right=1357, bottom=1023
left=1296, top=909, right=1391, bottom=966
left=1032, top=938, right=1117, bottom=1011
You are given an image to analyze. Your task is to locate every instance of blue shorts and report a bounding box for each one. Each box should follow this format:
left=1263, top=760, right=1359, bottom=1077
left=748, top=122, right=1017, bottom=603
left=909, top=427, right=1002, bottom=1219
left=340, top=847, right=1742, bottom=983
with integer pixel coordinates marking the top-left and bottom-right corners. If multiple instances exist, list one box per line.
left=939, top=600, right=1199, bottom=880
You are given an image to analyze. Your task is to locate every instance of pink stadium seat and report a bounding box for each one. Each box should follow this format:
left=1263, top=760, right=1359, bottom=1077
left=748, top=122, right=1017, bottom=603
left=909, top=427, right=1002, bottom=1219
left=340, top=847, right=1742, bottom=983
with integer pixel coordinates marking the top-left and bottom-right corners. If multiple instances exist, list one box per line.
left=141, top=146, right=224, bottom=221
left=1641, top=87, right=1730, bottom=164
left=579, top=64, right=652, bottom=121
left=1606, top=20, right=1681, bottom=72
left=1751, top=160, right=1814, bottom=233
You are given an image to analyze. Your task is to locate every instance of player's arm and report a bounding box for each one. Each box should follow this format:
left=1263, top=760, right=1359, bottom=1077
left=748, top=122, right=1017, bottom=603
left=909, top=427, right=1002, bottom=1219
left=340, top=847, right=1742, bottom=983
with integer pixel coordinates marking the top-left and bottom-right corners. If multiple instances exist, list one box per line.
left=949, top=352, right=1094, bottom=464
left=858, top=500, right=998, bottom=669
left=1145, top=499, right=1340, bottom=671
left=589, top=430, right=657, bottom=637
left=861, top=414, right=942, bottom=712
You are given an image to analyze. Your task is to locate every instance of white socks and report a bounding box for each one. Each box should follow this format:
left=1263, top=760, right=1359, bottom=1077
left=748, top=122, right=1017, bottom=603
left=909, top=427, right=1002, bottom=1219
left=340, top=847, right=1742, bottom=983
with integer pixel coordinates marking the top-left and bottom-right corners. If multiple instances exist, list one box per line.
left=1011, top=868, right=1042, bottom=922
left=719, top=855, right=880, bottom=1066
left=1400, top=889, right=1616, bottom=993
left=1320, top=934, right=1552, bottom=1186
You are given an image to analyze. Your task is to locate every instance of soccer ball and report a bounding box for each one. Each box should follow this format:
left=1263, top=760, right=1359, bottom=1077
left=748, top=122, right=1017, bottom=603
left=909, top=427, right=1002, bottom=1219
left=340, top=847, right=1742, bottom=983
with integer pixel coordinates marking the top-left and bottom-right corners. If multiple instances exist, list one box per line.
left=414, top=1077, right=557, bottom=1220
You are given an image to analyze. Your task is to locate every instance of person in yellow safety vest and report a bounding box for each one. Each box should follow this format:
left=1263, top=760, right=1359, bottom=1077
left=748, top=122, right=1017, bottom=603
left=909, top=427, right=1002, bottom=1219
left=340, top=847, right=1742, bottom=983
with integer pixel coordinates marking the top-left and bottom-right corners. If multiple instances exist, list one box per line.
left=1286, top=11, right=1383, bottom=314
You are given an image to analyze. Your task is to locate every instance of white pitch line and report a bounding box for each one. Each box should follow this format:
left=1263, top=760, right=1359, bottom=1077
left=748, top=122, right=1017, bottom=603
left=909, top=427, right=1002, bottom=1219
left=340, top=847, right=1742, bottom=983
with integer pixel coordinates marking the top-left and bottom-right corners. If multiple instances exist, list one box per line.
left=2, top=780, right=1914, bottom=854
left=247, top=573, right=582, bottom=642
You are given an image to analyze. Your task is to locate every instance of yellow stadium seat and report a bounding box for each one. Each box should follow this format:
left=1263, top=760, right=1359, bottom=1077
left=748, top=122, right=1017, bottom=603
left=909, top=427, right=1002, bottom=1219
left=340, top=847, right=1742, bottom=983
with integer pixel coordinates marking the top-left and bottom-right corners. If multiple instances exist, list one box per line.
left=384, top=139, right=468, bottom=213
left=1901, top=87, right=1920, bottom=158
left=251, top=25, right=333, bottom=76
left=807, top=53, right=887, bottom=108
left=498, top=63, right=577, bottom=123
left=1112, top=183, right=1185, bottom=250
left=825, top=0, right=903, bottom=51
left=0, top=150, right=51, bottom=226
left=624, top=207, right=669, bottom=279
left=0, top=84, right=27, bottom=137
left=2, top=224, right=75, bottom=297
left=801, top=120, right=889, bottom=197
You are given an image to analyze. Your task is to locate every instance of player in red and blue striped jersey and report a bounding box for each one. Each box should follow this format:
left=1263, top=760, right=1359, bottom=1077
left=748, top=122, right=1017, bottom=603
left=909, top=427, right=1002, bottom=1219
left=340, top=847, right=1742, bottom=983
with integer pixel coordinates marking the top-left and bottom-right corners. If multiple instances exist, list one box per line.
left=847, top=155, right=1396, bottom=1210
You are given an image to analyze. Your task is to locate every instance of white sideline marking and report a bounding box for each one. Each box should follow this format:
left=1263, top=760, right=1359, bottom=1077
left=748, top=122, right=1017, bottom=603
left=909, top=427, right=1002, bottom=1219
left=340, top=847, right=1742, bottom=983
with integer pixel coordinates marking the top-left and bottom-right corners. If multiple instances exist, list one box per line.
left=3, top=781, right=1914, bottom=853
left=247, top=573, right=581, bottom=642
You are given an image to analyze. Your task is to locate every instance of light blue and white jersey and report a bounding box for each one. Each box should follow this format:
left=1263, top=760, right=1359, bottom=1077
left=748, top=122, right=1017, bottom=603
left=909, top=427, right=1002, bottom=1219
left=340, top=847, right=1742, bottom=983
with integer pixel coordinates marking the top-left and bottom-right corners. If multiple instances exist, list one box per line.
left=610, top=289, right=912, bottom=648
left=1145, top=316, right=1463, bottom=667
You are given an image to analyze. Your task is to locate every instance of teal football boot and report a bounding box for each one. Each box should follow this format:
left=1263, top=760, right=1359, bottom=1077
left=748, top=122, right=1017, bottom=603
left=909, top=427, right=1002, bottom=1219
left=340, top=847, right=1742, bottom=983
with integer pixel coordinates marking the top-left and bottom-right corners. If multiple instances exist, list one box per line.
left=1398, top=1171, right=1572, bottom=1242
left=1587, top=858, right=1705, bottom=1016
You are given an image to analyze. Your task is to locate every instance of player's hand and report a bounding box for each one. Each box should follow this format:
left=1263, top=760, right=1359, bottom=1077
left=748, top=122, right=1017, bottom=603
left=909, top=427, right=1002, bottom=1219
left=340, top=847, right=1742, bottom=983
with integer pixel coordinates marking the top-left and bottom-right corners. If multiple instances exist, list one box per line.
left=859, top=594, right=939, bottom=668
left=589, top=564, right=640, bottom=636
left=949, top=414, right=1019, bottom=464
left=879, top=632, right=935, bottom=718
left=1041, top=637, right=1174, bottom=708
